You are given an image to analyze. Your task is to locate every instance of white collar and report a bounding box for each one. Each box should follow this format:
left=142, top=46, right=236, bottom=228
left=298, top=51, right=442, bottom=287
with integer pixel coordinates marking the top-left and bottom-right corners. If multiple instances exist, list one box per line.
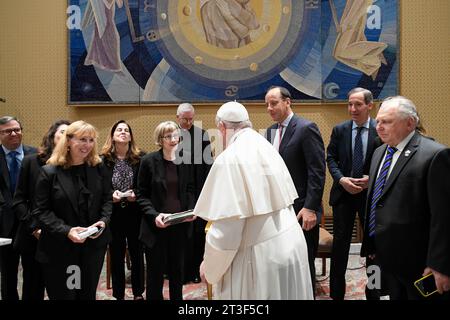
left=392, top=130, right=415, bottom=153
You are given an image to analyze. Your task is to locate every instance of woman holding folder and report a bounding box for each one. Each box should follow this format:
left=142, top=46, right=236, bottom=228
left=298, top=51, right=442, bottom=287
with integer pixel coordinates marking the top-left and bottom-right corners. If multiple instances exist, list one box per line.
left=137, top=121, right=195, bottom=300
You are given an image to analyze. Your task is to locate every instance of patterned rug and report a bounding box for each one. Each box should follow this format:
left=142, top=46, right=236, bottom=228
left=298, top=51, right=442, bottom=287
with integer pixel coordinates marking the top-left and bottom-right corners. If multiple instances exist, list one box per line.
left=10, top=253, right=367, bottom=300
left=96, top=255, right=368, bottom=300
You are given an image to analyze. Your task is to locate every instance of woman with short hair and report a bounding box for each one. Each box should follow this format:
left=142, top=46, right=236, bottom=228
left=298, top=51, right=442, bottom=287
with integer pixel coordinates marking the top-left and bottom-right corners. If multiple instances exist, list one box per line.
left=137, top=121, right=195, bottom=300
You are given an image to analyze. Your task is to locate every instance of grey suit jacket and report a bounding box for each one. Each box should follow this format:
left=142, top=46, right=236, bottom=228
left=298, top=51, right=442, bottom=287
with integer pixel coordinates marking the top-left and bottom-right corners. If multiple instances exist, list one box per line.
left=361, top=132, right=450, bottom=279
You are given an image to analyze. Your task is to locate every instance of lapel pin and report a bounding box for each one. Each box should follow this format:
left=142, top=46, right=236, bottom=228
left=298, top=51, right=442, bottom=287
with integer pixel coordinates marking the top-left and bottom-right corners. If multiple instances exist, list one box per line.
left=404, top=150, right=411, bottom=157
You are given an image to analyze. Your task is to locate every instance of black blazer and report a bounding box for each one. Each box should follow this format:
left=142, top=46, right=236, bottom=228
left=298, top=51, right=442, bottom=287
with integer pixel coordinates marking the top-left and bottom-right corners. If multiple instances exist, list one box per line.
left=12, top=154, right=44, bottom=253
left=179, top=125, right=213, bottom=232
left=326, top=119, right=381, bottom=206
left=0, top=145, right=37, bottom=237
left=0, top=187, right=5, bottom=227
left=180, top=125, right=213, bottom=200
left=266, top=114, right=326, bottom=217
left=32, top=163, right=113, bottom=264
left=137, top=150, right=195, bottom=248
left=361, top=132, right=450, bottom=278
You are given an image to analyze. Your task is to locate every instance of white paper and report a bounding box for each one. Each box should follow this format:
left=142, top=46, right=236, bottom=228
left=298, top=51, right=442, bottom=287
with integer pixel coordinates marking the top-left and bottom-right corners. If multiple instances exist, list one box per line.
left=78, top=227, right=99, bottom=239
left=0, top=238, right=12, bottom=246
left=117, top=190, right=133, bottom=198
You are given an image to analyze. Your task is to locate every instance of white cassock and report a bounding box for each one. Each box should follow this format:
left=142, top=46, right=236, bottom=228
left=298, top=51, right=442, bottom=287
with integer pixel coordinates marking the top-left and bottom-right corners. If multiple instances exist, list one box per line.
left=194, top=128, right=313, bottom=300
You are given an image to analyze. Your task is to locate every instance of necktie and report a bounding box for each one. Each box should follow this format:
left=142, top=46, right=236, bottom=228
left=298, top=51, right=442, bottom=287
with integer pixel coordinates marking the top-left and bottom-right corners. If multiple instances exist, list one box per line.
left=368, top=146, right=397, bottom=237
left=8, top=151, right=19, bottom=195
left=352, top=127, right=364, bottom=178
left=278, top=124, right=283, bottom=145
left=274, top=124, right=284, bottom=152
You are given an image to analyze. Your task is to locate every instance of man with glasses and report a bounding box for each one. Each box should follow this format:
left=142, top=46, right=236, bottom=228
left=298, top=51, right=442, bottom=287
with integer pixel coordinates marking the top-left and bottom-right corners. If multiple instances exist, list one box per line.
left=175, top=103, right=213, bottom=284
left=0, top=116, right=37, bottom=300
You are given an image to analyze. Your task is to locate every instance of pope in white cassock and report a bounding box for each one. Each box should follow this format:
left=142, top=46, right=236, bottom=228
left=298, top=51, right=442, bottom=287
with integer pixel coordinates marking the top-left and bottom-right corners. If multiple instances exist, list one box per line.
left=194, top=101, right=313, bottom=299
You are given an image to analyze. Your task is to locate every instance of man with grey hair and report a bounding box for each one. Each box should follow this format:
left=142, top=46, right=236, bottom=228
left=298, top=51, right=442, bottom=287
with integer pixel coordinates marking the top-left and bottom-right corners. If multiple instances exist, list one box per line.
left=176, top=103, right=213, bottom=284
left=194, top=101, right=313, bottom=299
left=361, top=96, right=450, bottom=300
left=0, top=116, right=37, bottom=300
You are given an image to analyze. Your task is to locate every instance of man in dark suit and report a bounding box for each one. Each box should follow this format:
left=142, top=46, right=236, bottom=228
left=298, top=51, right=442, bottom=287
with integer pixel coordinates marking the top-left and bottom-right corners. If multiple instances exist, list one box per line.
left=361, top=96, right=450, bottom=300
left=176, top=103, right=213, bottom=283
left=0, top=116, right=37, bottom=300
left=327, top=88, right=382, bottom=300
left=265, top=86, right=326, bottom=296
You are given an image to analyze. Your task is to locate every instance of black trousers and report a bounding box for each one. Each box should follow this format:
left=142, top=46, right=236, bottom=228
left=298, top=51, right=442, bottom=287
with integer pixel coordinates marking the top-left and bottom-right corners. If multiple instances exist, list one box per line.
left=184, top=219, right=206, bottom=282
left=0, top=245, right=19, bottom=300
left=329, top=194, right=366, bottom=300
left=20, top=249, right=45, bottom=300
left=302, top=223, right=319, bottom=298
left=42, top=245, right=106, bottom=300
left=144, top=224, right=186, bottom=300
left=109, top=206, right=145, bottom=299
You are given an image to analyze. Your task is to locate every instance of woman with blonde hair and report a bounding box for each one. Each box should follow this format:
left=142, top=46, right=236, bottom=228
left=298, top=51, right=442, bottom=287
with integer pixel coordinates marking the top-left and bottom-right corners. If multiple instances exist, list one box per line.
left=101, top=120, right=145, bottom=300
left=33, top=120, right=112, bottom=300
left=137, top=121, right=195, bottom=300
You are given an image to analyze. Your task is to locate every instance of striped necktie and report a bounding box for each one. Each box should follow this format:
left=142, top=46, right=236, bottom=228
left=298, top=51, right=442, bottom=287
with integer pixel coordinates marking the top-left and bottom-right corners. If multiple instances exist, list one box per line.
left=368, top=146, right=397, bottom=237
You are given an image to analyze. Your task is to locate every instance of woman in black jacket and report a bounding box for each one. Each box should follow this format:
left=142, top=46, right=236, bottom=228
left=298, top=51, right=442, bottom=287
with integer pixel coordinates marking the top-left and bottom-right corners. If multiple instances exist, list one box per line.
left=33, top=120, right=112, bottom=300
left=101, top=120, right=145, bottom=300
left=137, top=121, right=195, bottom=300
left=13, top=119, right=70, bottom=300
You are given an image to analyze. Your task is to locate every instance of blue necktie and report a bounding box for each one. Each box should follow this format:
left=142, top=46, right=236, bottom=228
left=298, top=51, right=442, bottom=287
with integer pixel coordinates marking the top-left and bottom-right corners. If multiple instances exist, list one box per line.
left=8, top=151, right=19, bottom=195
left=352, top=127, right=364, bottom=178
left=368, top=146, right=397, bottom=237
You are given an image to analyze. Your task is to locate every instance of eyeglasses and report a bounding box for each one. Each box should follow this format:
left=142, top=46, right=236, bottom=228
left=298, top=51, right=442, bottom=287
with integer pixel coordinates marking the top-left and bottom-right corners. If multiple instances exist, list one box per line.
left=0, top=128, right=22, bottom=135
left=162, top=134, right=180, bottom=141
left=180, top=118, right=194, bottom=123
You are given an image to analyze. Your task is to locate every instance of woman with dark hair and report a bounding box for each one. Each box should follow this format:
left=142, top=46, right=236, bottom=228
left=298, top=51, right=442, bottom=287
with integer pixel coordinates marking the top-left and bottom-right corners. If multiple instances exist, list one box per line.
left=33, top=120, right=112, bottom=300
left=12, top=119, right=70, bottom=300
left=100, top=120, right=145, bottom=300
left=137, top=121, right=195, bottom=300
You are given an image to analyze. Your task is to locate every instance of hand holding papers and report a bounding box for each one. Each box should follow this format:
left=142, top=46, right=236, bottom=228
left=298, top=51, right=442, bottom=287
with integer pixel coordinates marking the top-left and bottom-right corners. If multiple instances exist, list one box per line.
left=0, top=238, right=12, bottom=246
left=162, top=209, right=195, bottom=226
left=78, top=225, right=105, bottom=239
left=116, top=190, right=133, bottom=198
left=78, top=226, right=100, bottom=239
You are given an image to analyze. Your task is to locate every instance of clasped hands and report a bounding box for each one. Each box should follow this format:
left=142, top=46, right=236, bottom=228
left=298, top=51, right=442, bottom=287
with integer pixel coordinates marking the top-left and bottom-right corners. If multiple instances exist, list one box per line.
left=112, top=189, right=136, bottom=203
left=339, top=175, right=369, bottom=194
